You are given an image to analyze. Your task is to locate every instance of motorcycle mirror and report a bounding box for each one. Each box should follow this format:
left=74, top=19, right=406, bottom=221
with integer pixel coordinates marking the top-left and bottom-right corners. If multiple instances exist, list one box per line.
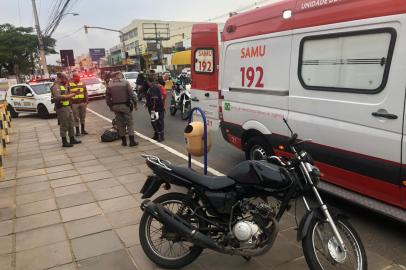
left=289, top=133, right=298, bottom=145
left=283, top=118, right=294, bottom=134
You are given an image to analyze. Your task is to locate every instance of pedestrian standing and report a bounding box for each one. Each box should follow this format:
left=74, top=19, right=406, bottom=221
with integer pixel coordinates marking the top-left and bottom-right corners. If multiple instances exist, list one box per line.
left=105, top=71, right=138, bottom=147
left=69, top=72, right=89, bottom=136
left=146, top=74, right=165, bottom=142
left=51, top=73, right=81, bottom=147
left=158, top=76, right=167, bottom=111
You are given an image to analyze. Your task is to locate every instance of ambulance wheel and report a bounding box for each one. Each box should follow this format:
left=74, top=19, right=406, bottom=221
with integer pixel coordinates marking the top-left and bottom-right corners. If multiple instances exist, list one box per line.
left=245, top=136, right=272, bottom=160
left=37, top=104, right=49, bottom=119
left=7, top=105, right=18, bottom=118
left=170, top=98, right=177, bottom=116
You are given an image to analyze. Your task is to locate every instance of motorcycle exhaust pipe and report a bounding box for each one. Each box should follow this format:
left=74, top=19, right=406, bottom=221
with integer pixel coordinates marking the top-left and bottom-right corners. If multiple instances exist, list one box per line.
left=141, top=200, right=222, bottom=251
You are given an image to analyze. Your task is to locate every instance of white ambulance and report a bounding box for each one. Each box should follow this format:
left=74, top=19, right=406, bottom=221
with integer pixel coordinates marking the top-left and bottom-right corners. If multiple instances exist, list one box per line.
left=191, top=0, right=406, bottom=221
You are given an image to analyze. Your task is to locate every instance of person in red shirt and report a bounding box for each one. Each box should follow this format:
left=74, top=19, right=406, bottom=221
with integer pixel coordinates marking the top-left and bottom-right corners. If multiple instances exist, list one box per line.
left=158, top=76, right=167, bottom=111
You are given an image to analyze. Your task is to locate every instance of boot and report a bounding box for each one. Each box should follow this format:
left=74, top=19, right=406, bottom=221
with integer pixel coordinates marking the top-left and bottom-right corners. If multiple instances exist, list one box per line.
left=129, top=135, right=138, bottom=147
left=70, top=136, right=81, bottom=144
left=75, top=127, right=80, bottom=136
left=62, top=137, right=73, bottom=147
left=152, top=132, right=158, bottom=140
left=121, top=136, right=127, bottom=146
left=157, top=132, right=164, bottom=142
left=81, top=124, right=88, bottom=135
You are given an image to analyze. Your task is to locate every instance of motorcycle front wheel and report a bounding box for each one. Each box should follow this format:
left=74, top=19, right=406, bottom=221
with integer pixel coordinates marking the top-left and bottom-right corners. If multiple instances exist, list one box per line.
left=170, top=98, right=177, bottom=116
left=139, top=192, right=204, bottom=269
left=302, top=216, right=367, bottom=270
left=181, top=101, right=191, bottom=120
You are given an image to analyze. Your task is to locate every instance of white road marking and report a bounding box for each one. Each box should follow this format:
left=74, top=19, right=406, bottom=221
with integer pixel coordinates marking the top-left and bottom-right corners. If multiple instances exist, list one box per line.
left=88, top=108, right=224, bottom=176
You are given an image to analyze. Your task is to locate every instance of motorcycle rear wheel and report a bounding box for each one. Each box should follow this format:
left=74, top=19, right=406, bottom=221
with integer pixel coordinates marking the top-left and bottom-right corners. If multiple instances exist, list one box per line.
left=139, top=192, right=204, bottom=269
left=302, top=216, right=367, bottom=270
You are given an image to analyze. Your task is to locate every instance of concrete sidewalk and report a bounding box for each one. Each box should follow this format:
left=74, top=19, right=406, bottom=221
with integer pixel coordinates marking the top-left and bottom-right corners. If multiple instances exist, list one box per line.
left=0, top=112, right=396, bottom=270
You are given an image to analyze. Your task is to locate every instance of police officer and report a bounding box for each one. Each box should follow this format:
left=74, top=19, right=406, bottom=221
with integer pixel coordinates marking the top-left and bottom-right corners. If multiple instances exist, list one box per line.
left=105, top=71, right=138, bottom=147
left=52, top=73, right=81, bottom=147
left=69, top=73, right=89, bottom=136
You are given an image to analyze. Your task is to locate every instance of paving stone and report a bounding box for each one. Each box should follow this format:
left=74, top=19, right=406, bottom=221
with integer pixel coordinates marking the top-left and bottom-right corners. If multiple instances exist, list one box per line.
left=270, top=256, right=308, bottom=270
left=71, top=231, right=124, bottom=260
left=16, top=181, right=50, bottom=195
left=49, top=263, right=77, bottom=270
left=116, top=173, right=147, bottom=185
left=48, top=169, right=79, bottom=180
left=111, top=166, right=140, bottom=177
left=255, top=237, right=303, bottom=267
left=16, top=198, right=57, bottom=217
left=60, top=202, right=102, bottom=222
left=16, top=174, right=48, bottom=186
left=115, top=224, right=139, bottom=247
left=65, top=215, right=111, bottom=239
left=77, top=165, right=108, bottom=175
left=0, top=235, right=13, bottom=255
left=197, top=252, right=266, bottom=270
left=16, top=224, right=67, bottom=251
left=54, top=183, right=88, bottom=197
left=50, top=176, right=82, bottom=188
left=0, top=197, right=14, bottom=209
left=0, top=180, right=16, bottom=189
left=82, top=171, right=114, bottom=182
left=0, top=221, right=13, bottom=237
left=0, top=254, right=13, bottom=270
left=71, top=155, right=97, bottom=163
left=0, top=187, right=16, bottom=198
left=56, top=191, right=95, bottom=209
left=46, top=158, right=72, bottom=167
left=0, top=207, right=15, bottom=222
left=106, top=208, right=142, bottom=228
left=93, top=185, right=129, bottom=200
left=104, top=160, right=133, bottom=170
left=15, top=210, right=61, bottom=233
left=73, top=159, right=100, bottom=168
left=44, top=154, right=69, bottom=162
left=77, top=249, right=136, bottom=270
left=46, top=164, right=75, bottom=174
left=99, top=195, right=139, bottom=213
left=16, top=189, right=54, bottom=205
left=16, top=241, right=72, bottom=270
left=99, top=156, right=126, bottom=165
left=16, top=168, right=46, bottom=179
left=86, top=178, right=120, bottom=191
left=124, top=181, right=145, bottom=194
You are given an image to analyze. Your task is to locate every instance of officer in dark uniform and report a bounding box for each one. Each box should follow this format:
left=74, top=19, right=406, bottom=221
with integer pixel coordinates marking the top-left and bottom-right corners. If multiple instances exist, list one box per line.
left=105, top=71, right=138, bottom=147
left=51, top=73, right=81, bottom=147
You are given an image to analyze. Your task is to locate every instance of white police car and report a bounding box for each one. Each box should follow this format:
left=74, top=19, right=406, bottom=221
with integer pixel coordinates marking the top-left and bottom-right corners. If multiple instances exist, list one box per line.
left=6, top=79, right=55, bottom=118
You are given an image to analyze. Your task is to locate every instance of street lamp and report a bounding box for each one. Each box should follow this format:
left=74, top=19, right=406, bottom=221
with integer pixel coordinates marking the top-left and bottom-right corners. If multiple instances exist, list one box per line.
left=47, top=12, right=80, bottom=37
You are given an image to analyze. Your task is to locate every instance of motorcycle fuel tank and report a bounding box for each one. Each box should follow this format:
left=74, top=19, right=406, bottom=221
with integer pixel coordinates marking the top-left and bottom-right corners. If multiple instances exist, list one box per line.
left=227, top=160, right=292, bottom=190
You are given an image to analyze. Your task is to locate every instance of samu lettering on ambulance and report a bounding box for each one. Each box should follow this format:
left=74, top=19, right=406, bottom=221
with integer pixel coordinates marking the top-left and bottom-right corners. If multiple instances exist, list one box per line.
left=240, top=45, right=266, bottom=59
left=198, top=50, right=212, bottom=57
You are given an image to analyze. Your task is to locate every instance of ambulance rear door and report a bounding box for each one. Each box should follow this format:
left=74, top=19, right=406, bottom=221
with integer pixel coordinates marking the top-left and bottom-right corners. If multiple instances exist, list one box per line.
left=191, top=23, right=221, bottom=130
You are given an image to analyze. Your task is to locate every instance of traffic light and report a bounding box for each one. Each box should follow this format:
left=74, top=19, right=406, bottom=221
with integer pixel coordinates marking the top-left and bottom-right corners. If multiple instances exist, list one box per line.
left=84, top=25, right=88, bottom=34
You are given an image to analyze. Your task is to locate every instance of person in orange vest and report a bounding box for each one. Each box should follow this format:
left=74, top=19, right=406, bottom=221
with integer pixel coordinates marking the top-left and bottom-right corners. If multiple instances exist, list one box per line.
left=69, top=73, right=89, bottom=136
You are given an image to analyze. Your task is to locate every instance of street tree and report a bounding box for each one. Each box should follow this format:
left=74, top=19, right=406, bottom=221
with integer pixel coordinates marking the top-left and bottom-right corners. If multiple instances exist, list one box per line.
left=0, top=23, right=56, bottom=79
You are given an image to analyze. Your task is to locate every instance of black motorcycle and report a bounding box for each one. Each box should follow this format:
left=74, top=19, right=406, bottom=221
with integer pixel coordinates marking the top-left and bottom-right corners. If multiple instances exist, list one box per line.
left=138, top=119, right=367, bottom=270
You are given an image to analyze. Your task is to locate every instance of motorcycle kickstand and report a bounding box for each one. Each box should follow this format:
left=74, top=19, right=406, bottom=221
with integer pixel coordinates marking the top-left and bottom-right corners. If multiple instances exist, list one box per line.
left=242, top=256, right=251, bottom=261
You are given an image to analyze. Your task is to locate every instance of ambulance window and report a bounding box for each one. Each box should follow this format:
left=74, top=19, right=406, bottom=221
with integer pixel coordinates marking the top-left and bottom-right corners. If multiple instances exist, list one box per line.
left=194, top=48, right=215, bottom=74
left=299, top=28, right=396, bottom=94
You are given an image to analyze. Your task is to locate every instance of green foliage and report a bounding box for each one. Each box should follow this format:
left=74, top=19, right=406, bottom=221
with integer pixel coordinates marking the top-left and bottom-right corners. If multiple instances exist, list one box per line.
left=0, top=23, right=57, bottom=76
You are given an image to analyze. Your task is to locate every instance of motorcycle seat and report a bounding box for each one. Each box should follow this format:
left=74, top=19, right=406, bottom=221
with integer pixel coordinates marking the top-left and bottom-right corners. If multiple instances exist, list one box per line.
left=168, top=165, right=235, bottom=190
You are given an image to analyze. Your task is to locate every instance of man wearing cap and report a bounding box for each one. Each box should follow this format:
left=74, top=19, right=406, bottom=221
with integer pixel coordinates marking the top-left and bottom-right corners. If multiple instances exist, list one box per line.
left=51, top=73, right=81, bottom=147
left=69, top=73, right=89, bottom=136
left=105, top=71, right=138, bottom=147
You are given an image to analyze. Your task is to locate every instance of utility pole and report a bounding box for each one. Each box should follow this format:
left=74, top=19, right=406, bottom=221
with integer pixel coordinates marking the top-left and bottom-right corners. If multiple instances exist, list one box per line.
left=31, top=0, right=49, bottom=77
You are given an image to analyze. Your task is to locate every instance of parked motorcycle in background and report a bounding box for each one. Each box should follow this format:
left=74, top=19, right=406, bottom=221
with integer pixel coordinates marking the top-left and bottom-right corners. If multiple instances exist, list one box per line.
left=138, top=118, right=367, bottom=270
left=170, top=80, right=192, bottom=120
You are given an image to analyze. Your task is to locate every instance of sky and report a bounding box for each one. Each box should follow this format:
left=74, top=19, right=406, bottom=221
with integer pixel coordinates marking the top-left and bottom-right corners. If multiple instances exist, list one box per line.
left=0, top=0, right=278, bottom=64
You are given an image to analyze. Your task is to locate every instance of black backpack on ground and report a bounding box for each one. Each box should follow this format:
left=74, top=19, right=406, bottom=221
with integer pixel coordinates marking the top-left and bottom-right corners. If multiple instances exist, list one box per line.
left=101, top=118, right=119, bottom=142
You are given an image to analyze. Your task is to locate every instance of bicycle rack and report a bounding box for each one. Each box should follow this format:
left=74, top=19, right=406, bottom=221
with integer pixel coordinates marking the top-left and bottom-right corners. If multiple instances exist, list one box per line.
left=187, top=107, right=208, bottom=175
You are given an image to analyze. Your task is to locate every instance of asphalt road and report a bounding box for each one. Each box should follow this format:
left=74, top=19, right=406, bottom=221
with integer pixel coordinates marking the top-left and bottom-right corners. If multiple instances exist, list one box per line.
left=88, top=96, right=406, bottom=267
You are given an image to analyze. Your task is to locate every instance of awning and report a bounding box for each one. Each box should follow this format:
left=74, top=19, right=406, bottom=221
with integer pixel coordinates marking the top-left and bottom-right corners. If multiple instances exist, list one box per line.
left=171, top=50, right=191, bottom=65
